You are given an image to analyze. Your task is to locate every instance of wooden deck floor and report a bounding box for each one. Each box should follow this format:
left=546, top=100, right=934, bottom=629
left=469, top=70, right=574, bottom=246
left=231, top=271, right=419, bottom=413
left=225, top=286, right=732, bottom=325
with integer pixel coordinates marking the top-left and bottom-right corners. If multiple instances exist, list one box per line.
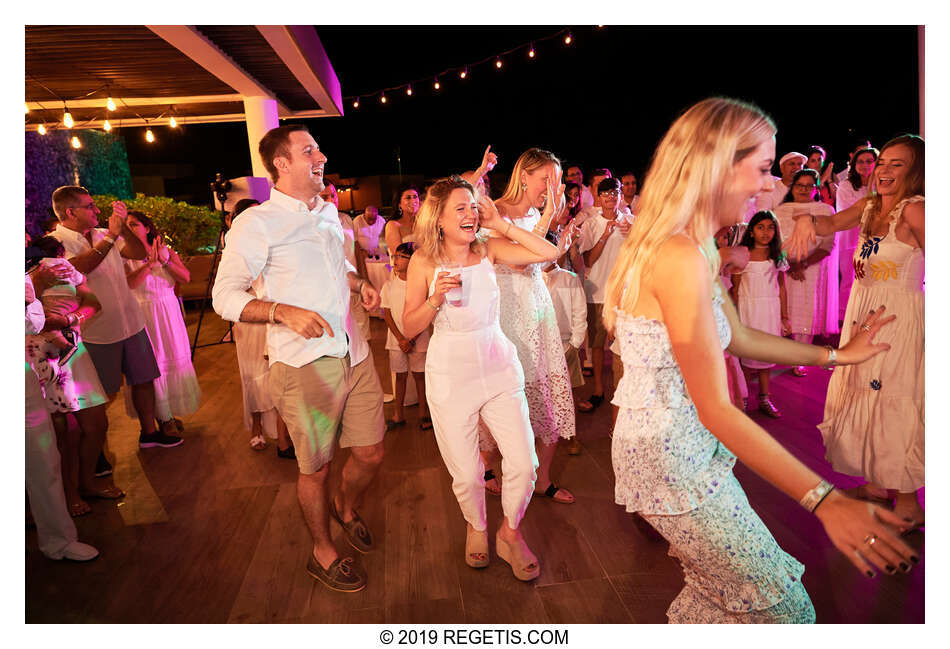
left=25, top=309, right=924, bottom=623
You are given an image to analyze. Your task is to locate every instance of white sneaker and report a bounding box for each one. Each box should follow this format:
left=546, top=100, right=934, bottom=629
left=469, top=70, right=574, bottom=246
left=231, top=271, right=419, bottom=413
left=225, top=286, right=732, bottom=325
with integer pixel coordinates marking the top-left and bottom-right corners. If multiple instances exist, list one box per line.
left=60, top=541, right=100, bottom=562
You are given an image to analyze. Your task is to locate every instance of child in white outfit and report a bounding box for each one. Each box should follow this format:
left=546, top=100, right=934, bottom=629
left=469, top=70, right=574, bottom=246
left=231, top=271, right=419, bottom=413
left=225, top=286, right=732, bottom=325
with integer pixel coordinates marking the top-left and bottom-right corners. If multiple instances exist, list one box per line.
left=380, top=242, right=431, bottom=431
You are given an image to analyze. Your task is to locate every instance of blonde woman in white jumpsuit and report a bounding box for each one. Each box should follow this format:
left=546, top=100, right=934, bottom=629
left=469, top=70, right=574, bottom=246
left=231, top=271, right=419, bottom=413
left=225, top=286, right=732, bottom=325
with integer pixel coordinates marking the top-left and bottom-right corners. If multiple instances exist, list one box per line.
left=401, top=176, right=560, bottom=581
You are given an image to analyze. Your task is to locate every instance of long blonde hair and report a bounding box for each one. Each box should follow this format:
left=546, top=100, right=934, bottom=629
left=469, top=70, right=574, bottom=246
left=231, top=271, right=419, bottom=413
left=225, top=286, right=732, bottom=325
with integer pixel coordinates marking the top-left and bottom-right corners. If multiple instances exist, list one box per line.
left=497, top=148, right=561, bottom=206
left=602, top=97, right=776, bottom=331
left=414, top=176, right=487, bottom=263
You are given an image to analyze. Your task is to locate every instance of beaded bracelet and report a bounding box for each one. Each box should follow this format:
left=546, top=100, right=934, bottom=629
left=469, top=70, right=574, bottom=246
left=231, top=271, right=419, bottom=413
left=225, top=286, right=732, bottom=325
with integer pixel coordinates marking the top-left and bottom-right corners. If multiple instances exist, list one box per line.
left=800, top=479, right=834, bottom=512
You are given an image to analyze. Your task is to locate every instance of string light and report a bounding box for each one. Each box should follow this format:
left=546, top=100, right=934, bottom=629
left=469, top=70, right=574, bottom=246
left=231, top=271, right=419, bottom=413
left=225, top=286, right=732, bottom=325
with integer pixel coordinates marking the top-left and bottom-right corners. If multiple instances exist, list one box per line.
left=460, top=67, right=468, bottom=79
left=25, top=103, right=29, bottom=113
left=145, top=127, right=155, bottom=143
left=106, top=96, right=116, bottom=111
left=380, top=93, right=387, bottom=104
left=63, top=110, right=74, bottom=128
left=71, top=136, right=81, bottom=149
left=433, top=78, right=440, bottom=90
left=353, top=98, right=359, bottom=108
left=528, top=44, right=536, bottom=58
left=564, top=32, right=573, bottom=45
left=37, top=124, right=47, bottom=135
left=406, top=85, right=412, bottom=96
left=169, top=116, right=178, bottom=128
left=103, top=119, right=112, bottom=132
left=495, top=58, right=503, bottom=69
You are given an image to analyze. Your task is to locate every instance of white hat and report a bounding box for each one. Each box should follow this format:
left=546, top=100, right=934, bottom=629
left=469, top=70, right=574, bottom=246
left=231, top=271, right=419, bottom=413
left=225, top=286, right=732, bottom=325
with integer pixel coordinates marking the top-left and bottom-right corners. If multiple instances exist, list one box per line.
left=780, top=151, right=807, bottom=166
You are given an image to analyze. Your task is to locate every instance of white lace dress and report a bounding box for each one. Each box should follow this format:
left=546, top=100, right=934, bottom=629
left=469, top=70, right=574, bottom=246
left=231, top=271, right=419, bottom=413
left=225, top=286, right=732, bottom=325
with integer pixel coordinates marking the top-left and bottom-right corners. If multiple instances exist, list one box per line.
left=611, top=290, right=814, bottom=623
left=480, top=208, right=575, bottom=450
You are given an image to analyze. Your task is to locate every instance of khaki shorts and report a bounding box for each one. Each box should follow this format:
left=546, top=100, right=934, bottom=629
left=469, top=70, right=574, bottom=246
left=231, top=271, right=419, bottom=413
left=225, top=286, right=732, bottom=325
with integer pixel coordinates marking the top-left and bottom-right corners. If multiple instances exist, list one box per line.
left=612, top=351, right=624, bottom=385
left=586, top=302, right=608, bottom=348
left=564, top=345, right=585, bottom=389
left=268, top=353, right=385, bottom=474
left=389, top=349, right=426, bottom=374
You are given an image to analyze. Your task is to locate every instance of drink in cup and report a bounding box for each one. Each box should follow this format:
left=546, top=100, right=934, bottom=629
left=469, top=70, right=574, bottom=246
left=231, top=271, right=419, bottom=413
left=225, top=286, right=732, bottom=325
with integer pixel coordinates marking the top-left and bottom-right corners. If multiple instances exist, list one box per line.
left=446, top=262, right=463, bottom=306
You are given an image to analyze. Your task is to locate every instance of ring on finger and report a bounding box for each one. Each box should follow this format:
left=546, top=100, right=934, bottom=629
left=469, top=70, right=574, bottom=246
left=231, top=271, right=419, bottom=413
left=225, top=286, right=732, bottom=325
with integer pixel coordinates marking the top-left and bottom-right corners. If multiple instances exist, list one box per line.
left=863, top=533, right=878, bottom=546
left=860, top=324, right=872, bottom=332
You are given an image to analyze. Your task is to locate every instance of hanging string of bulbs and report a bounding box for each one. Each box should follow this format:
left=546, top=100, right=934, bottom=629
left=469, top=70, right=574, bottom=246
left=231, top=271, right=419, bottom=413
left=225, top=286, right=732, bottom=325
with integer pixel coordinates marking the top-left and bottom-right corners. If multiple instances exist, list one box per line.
left=349, top=26, right=590, bottom=109
left=25, top=79, right=180, bottom=146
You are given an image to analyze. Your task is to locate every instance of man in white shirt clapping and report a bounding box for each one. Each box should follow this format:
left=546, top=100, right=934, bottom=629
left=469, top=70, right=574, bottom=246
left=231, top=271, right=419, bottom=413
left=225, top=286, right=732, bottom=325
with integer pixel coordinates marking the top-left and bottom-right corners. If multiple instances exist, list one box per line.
left=213, top=125, right=384, bottom=593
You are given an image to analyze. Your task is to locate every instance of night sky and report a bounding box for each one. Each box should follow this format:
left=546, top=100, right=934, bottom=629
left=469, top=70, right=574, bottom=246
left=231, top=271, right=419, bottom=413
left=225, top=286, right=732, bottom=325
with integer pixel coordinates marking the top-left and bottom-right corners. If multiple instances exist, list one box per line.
left=121, top=25, right=920, bottom=205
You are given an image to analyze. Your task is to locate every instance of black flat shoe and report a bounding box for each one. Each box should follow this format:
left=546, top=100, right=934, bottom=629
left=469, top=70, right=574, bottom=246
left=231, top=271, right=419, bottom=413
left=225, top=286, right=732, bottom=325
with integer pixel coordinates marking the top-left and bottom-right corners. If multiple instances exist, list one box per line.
left=277, top=443, right=296, bottom=460
left=588, top=393, right=605, bottom=409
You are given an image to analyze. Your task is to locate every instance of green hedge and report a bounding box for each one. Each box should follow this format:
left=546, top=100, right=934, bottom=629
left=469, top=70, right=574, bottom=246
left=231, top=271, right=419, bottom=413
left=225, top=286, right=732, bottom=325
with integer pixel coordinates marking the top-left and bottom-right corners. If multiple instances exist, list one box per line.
left=92, top=193, right=221, bottom=257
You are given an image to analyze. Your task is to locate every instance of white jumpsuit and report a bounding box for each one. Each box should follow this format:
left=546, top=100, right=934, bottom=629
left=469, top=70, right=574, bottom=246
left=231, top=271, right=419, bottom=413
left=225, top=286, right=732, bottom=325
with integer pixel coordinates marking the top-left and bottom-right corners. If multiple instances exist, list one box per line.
left=425, top=257, right=539, bottom=531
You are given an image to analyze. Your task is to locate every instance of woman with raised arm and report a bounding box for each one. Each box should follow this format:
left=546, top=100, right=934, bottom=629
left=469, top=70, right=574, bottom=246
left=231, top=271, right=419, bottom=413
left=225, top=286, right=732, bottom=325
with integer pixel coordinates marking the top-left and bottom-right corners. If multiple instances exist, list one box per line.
left=602, top=98, right=918, bottom=623
left=786, top=134, right=924, bottom=526
left=477, top=148, right=578, bottom=503
left=401, top=176, right=559, bottom=581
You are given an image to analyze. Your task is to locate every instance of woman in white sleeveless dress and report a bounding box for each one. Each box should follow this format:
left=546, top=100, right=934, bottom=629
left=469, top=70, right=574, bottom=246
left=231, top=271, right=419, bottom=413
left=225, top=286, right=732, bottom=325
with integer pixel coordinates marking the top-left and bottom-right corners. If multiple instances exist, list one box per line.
left=479, top=148, right=578, bottom=504
left=122, top=211, right=201, bottom=433
left=384, top=184, right=421, bottom=254
left=401, top=176, right=560, bottom=581
left=788, top=135, right=925, bottom=526
left=603, top=98, right=918, bottom=623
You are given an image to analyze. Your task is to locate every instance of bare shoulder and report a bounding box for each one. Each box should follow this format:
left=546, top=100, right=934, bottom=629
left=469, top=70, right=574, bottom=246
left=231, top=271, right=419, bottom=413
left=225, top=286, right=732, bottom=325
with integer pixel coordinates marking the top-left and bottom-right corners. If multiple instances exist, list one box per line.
left=654, top=235, right=708, bottom=276
left=902, top=198, right=925, bottom=223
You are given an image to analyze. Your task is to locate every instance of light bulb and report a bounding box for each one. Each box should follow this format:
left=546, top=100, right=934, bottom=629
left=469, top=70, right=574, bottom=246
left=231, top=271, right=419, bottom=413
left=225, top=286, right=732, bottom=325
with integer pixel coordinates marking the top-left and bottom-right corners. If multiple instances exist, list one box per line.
left=71, top=136, right=81, bottom=149
left=529, top=47, right=536, bottom=58
left=25, top=103, right=29, bottom=113
left=63, top=111, right=74, bottom=128
left=169, top=116, right=178, bottom=128
left=106, top=96, right=116, bottom=111
left=406, top=85, right=412, bottom=96
left=460, top=68, right=468, bottom=79
left=564, top=33, right=573, bottom=45
left=103, top=119, right=112, bottom=132
left=353, top=99, right=359, bottom=108
left=380, top=94, right=387, bottom=104
left=37, top=124, right=47, bottom=135
left=495, top=58, right=502, bottom=69
left=145, top=128, right=155, bottom=143
left=433, top=79, right=440, bottom=90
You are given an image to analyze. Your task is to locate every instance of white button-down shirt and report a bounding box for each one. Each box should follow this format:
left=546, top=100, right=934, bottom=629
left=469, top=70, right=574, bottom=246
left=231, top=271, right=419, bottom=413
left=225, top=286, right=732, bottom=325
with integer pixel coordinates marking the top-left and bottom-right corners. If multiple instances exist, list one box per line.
left=52, top=224, right=145, bottom=344
left=212, top=188, right=367, bottom=369
left=543, top=265, right=588, bottom=350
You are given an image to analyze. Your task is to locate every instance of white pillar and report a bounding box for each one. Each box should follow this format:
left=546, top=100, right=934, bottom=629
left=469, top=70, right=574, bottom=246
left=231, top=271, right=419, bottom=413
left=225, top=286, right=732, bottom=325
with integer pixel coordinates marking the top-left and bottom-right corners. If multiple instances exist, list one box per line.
left=243, top=96, right=280, bottom=181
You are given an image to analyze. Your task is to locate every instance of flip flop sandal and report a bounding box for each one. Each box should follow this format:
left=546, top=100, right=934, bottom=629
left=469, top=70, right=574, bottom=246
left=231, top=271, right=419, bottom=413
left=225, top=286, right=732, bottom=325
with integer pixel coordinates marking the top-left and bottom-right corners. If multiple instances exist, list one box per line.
left=484, top=469, right=502, bottom=496
left=385, top=419, right=406, bottom=432
left=535, top=482, right=575, bottom=504
left=249, top=435, right=268, bottom=451
left=80, top=485, right=125, bottom=500
left=582, top=368, right=593, bottom=377
left=588, top=394, right=605, bottom=409
left=419, top=416, right=434, bottom=431
left=69, top=500, right=91, bottom=517
left=576, top=399, right=594, bottom=413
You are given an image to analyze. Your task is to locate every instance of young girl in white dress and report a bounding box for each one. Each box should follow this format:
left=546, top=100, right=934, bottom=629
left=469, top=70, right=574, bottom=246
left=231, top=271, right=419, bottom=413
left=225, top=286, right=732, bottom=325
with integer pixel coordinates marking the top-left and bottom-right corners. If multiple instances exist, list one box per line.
left=401, top=176, right=560, bottom=581
left=730, top=211, right=790, bottom=417
left=602, top=97, right=918, bottom=623
left=122, top=211, right=201, bottom=434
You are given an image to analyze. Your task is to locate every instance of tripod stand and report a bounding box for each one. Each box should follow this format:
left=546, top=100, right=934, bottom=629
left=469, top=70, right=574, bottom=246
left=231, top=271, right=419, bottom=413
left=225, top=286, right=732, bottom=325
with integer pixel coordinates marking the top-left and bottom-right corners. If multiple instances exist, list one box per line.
left=190, top=173, right=234, bottom=360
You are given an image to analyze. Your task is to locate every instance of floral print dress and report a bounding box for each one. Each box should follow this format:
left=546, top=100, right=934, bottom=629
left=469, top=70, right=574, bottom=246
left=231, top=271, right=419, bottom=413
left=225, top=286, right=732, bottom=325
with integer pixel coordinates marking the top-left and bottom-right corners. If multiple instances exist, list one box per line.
left=611, top=287, right=815, bottom=623
left=819, top=196, right=924, bottom=492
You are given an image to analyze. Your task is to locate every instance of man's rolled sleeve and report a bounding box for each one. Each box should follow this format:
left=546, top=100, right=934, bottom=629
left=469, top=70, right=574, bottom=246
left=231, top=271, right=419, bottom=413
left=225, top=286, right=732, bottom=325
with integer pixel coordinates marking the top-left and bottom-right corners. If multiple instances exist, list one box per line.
left=212, top=215, right=268, bottom=323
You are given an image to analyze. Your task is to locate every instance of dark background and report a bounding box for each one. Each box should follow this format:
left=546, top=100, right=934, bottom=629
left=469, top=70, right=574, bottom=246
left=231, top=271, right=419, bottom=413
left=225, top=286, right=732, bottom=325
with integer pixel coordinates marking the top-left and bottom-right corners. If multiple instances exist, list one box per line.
left=122, top=25, right=921, bottom=205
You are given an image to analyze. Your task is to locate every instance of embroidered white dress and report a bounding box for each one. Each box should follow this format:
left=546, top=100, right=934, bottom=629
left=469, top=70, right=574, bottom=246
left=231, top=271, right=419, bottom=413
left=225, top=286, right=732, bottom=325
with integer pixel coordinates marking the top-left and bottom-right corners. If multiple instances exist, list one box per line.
left=480, top=208, right=575, bottom=450
left=819, top=196, right=924, bottom=491
left=611, top=290, right=814, bottom=623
